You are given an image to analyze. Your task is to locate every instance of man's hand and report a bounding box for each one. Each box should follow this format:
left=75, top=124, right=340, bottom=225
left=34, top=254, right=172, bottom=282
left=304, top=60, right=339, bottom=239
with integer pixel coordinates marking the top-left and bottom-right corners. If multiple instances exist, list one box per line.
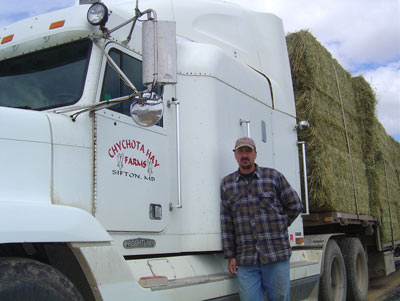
left=228, top=258, right=237, bottom=275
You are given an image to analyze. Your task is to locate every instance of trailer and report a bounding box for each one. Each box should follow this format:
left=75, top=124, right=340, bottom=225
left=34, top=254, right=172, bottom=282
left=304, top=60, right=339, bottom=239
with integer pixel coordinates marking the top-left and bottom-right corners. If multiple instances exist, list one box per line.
left=0, top=0, right=398, bottom=300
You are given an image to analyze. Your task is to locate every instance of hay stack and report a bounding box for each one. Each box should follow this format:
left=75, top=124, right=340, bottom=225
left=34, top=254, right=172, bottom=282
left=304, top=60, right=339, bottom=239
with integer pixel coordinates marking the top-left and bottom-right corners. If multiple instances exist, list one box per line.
left=352, top=76, right=380, bottom=216
left=375, top=123, right=400, bottom=243
left=286, top=30, right=400, bottom=245
left=286, top=30, right=369, bottom=214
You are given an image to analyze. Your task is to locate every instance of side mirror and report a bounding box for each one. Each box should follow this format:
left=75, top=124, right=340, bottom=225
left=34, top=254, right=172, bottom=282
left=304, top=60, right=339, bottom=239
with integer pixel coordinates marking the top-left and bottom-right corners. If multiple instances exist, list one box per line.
left=142, top=20, right=177, bottom=87
left=294, top=120, right=310, bottom=131
left=130, top=92, right=163, bottom=127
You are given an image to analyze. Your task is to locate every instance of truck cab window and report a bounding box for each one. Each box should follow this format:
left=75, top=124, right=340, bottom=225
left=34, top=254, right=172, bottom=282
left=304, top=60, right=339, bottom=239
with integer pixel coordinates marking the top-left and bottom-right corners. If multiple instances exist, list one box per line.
left=0, top=39, right=91, bottom=110
left=101, top=49, right=145, bottom=115
left=101, top=49, right=163, bottom=127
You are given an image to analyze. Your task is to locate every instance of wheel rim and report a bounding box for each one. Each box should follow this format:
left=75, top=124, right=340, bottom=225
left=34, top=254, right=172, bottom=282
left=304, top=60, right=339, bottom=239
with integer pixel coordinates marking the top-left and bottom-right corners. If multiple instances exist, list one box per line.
left=331, top=256, right=345, bottom=300
left=356, top=251, right=367, bottom=292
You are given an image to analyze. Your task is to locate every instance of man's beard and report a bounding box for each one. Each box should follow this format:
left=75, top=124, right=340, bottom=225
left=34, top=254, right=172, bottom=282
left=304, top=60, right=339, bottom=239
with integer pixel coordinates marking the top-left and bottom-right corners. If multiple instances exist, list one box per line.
left=240, top=158, right=251, bottom=169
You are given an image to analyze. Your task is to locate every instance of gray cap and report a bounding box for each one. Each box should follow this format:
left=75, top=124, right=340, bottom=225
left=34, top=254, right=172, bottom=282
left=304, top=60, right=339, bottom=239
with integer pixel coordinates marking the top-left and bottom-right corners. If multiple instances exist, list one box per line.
left=234, top=137, right=256, bottom=151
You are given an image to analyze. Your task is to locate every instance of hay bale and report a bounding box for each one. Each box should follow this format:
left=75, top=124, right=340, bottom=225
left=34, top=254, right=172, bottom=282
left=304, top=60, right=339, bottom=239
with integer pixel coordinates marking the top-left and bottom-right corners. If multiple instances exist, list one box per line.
left=352, top=76, right=380, bottom=216
left=375, top=124, right=400, bottom=243
left=387, top=136, right=400, bottom=243
left=287, top=30, right=400, bottom=245
left=286, top=30, right=369, bottom=214
left=353, top=76, right=400, bottom=243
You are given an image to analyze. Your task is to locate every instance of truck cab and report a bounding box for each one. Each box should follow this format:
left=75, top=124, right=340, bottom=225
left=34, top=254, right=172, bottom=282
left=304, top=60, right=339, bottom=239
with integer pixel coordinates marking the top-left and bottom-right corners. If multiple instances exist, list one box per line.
left=0, top=1, right=320, bottom=300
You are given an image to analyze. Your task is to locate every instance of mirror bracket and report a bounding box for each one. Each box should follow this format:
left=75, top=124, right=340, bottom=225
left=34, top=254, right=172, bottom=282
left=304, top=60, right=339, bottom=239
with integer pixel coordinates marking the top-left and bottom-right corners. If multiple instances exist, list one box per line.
left=167, top=97, right=179, bottom=108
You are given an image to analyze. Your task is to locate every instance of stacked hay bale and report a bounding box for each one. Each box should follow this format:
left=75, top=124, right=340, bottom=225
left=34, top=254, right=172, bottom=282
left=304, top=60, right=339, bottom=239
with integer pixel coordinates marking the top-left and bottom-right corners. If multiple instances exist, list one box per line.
left=286, top=30, right=400, bottom=244
left=286, top=30, right=369, bottom=214
left=374, top=123, right=400, bottom=243
left=352, top=76, right=380, bottom=217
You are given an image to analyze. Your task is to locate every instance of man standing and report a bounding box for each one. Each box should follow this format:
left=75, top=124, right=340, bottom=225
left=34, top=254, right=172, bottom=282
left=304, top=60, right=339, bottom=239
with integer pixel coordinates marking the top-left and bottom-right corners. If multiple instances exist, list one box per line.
left=220, top=137, right=303, bottom=301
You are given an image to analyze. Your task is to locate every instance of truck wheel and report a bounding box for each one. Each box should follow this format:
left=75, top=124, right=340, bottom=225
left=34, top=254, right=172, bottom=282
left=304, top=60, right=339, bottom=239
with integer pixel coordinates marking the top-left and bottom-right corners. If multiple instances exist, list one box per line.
left=319, top=239, right=347, bottom=301
left=0, top=257, right=83, bottom=301
left=340, top=238, right=368, bottom=301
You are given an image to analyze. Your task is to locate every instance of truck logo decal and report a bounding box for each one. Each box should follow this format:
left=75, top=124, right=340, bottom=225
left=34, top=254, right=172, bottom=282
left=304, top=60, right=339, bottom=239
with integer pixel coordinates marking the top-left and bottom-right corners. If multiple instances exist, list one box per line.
left=108, top=139, right=160, bottom=168
left=147, top=159, right=154, bottom=176
left=123, top=238, right=156, bottom=249
left=117, top=153, right=124, bottom=170
left=108, top=139, right=159, bottom=181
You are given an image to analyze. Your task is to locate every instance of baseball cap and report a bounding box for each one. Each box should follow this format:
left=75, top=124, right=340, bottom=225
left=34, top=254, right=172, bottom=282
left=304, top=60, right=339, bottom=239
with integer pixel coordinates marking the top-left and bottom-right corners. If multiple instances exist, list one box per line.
left=234, top=137, right=256, bottom=151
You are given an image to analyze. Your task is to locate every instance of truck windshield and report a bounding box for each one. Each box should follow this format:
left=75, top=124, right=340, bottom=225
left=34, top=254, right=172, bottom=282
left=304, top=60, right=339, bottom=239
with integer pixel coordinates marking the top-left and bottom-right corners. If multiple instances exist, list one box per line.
left=0, top=39, right=91, bottom=110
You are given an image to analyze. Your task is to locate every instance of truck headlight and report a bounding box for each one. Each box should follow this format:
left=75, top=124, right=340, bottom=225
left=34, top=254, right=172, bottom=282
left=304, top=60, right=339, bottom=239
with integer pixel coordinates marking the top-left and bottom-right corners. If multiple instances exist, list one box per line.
left=87, top=3, right=108, bottom=26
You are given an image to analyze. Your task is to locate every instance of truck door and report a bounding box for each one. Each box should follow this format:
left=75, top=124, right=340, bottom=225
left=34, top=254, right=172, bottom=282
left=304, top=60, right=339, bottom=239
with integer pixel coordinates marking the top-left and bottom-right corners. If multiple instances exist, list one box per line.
left=94, top=44, right=170, bottom=232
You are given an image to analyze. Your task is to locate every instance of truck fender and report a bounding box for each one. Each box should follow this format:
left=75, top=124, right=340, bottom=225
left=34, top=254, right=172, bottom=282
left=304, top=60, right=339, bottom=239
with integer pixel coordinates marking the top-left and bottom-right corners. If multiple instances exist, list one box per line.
left=304, top=233, right=345, bottom=274
left=0, top=203, right=111, bottom=243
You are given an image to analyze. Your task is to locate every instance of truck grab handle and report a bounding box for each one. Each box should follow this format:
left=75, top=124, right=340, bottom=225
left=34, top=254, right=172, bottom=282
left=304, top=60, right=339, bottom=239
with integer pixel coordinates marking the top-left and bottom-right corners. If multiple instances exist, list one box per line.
left=298, top=141, right=310, bottom=215
left=168, top=98, right=182, bottom=209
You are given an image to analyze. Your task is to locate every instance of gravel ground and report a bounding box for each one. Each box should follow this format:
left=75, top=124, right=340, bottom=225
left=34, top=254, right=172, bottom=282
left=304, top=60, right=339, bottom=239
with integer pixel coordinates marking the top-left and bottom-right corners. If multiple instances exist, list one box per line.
left=367, top=258, right=400, bottom=301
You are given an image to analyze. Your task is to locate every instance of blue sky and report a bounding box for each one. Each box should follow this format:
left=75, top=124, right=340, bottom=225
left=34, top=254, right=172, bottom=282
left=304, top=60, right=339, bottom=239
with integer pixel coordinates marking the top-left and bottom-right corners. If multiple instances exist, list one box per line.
left=248, top=0, right=400, bottom=143
left=1, top=0, right=399, bottom=142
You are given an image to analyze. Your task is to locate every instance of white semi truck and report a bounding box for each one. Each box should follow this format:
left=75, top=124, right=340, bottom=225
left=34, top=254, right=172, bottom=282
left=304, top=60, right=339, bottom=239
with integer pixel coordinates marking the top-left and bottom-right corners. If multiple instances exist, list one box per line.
left=0, top=1, right=397, bottom=300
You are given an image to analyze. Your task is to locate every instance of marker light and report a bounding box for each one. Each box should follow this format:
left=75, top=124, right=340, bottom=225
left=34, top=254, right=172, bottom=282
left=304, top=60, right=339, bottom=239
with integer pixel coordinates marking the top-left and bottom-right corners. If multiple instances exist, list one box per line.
left=87, top=3, right=108, bottom=26
left=1, top=34, right=14, bottom=44
left=49, top=20, right=65, bottom=30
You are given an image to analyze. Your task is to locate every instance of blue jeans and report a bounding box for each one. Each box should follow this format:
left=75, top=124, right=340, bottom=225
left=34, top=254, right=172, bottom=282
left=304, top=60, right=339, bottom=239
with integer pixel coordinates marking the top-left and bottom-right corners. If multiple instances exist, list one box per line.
left=237, top=259, right=290, bottom=301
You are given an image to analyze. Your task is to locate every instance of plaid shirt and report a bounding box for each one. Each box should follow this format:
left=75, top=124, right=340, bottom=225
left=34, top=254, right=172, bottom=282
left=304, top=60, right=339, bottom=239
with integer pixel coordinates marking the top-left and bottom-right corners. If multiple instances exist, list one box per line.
left=220, top=165, right=303, bottom=266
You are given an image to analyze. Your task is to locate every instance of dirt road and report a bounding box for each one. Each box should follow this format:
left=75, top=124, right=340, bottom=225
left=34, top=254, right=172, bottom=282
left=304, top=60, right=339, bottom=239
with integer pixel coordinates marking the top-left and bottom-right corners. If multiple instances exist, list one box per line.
left=367, top=262, right=400, bottom=301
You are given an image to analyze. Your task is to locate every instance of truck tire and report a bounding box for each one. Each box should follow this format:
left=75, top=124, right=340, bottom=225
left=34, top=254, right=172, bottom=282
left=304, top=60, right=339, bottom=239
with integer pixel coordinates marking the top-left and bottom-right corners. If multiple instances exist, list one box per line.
left=0, top=257, right=83, bottom=301
left=319, top=239, right=346, bottom=301
left=340, top=238, right=368, bottom=301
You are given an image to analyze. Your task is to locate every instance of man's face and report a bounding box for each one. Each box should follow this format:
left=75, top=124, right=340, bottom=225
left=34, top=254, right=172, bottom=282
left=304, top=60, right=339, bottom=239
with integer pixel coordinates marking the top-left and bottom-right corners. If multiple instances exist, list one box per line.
left=234, top=147, right=257, bottom=172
